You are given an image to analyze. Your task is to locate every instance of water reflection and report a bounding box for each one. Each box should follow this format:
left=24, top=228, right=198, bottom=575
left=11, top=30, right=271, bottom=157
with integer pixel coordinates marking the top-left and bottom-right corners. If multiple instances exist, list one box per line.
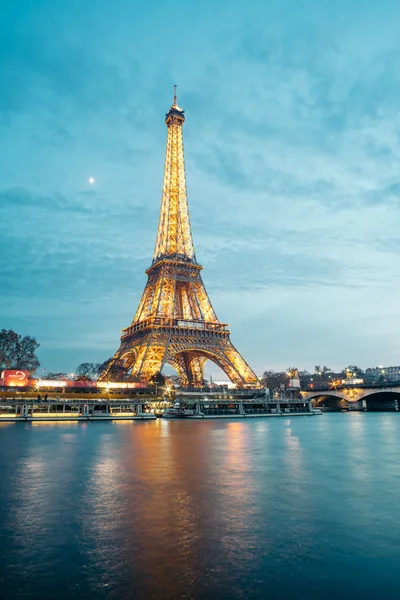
left=216, top=422, right=262, bottom=558
left=282, top=423, right=303, bottom=476
left=122, top=421, right=213, bottom=598
left=80, top=433, right=129, bottom=595
left=0, top=422, right=16, bottom=429
left=2, top=417, right=400, bottom=599
left=5, top=423, right=83, bottom=593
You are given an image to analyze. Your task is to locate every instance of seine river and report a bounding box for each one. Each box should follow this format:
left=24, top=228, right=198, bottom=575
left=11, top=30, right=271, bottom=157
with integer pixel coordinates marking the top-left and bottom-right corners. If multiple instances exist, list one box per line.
left=1, top=414, right=400, bottom=599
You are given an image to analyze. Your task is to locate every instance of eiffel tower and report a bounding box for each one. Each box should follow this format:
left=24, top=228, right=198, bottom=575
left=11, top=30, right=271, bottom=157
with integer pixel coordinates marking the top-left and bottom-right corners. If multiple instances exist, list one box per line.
left=100, top=88, right=259, bottom=387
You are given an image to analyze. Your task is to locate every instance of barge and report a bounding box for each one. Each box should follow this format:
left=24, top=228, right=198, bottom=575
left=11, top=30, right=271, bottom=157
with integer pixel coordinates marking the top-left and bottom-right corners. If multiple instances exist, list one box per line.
left=0, top=399, right=156, bottom=422
left=163, top=395, right=315, bottom=419
left=0, top=390, right=318, bottom=422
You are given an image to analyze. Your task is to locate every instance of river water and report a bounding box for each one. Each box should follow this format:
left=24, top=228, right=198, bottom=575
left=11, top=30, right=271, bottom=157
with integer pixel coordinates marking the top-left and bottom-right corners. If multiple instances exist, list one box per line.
left=1, top=413, right=400, bottom=599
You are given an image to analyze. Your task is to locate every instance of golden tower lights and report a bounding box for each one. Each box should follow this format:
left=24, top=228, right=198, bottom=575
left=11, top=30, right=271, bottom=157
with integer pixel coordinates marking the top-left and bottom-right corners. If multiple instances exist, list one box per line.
left=99, top=88, right=258, bottom=387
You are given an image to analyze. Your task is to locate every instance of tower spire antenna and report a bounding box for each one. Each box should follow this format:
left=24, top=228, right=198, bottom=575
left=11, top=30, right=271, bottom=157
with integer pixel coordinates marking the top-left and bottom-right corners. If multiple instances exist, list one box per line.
left=173, top=84, right=177, bottom=106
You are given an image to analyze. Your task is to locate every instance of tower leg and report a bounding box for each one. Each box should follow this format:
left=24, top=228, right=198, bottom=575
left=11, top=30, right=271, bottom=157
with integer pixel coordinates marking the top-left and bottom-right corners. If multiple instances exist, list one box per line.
left=168, top=354, right=190, bottom=387
left=99, top=335, right=258, bottom=388
left=220, top=342, right=259, bottom=386
left=131, top=343, right=165, bottom=381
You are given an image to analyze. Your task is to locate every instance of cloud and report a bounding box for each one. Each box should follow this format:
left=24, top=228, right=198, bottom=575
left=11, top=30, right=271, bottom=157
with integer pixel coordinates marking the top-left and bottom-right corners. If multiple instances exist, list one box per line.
left=2, top=0, right=400, bottom=373
left=0, top=187, right=155, bottom=303
left=0, top=4, right=138, bottom=115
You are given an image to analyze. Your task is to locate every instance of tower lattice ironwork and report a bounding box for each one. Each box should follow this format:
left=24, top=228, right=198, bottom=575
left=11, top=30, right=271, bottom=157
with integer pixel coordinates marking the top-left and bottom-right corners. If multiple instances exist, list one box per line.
left=99, top=88, right=258, bottom=387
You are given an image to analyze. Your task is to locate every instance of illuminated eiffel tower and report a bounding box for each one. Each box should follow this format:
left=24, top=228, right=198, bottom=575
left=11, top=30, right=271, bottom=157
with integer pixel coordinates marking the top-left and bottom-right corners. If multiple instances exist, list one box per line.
left=100, top=88, right=258, bottom=387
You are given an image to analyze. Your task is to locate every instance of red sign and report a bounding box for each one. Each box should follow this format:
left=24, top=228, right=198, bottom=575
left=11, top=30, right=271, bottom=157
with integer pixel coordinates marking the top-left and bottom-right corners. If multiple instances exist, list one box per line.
left=1, top=370, right=30, bottom=387
left=66, top=380, right=97, bottom=388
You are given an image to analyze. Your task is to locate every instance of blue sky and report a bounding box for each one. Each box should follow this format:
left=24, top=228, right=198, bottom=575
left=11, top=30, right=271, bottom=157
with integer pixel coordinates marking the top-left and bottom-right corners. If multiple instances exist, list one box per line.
left=1, top=0, right=400, bottom=377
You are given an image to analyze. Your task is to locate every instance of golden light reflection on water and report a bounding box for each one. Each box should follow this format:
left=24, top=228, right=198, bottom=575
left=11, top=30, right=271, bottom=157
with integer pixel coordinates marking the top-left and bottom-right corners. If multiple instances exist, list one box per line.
left=81, top=441, right=126, bottom=592
left=71, top=418, right=272, bottom=597
left=216, top=421, right=265, bottom=559
left=3, top=417, right=400, bottom=599
left=346, top=413, right=371, bottom=480
left=124, top=420, right=207, bottom=594
left=29, top=421, right=81, bottom=427
left=282, top=423, right=304, bottom=478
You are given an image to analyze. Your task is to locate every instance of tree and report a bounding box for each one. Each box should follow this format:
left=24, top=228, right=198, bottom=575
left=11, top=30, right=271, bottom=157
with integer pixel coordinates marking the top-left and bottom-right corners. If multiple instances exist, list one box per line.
left=343, top=365, right=364, bottom=377
left=286, top=367, right=299, bottom=378
left=149, top=371, right=166, bottom=386
left=96, top=357, right=129, bottom=381
left=299, top=370, right=311, bottom=376
left=95, top=360, right=109, bottom=378
left=76, top=362, right=98, bottom=379
left=261, top=370, right=286, bottom=389
left=321, top=366, right=332, bottom=376
left=0, top=329, right=40, bottom=372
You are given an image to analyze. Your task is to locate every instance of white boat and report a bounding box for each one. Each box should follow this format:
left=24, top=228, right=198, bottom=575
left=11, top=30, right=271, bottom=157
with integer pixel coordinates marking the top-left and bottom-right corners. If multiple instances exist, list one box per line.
left=0, top=401, right=157, bottom=421
left=163, top=402, right=195, bottom=419
left=162, top=397, right=315, bottom=419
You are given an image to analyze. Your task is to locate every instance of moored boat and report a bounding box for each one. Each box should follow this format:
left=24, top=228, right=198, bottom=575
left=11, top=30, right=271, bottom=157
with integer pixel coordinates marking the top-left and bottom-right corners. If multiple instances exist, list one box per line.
left=163, top=402, right=195, bottom=419
left=162, top=396, right=315, bottom=419
left=0, top=400, right=156, bottom=421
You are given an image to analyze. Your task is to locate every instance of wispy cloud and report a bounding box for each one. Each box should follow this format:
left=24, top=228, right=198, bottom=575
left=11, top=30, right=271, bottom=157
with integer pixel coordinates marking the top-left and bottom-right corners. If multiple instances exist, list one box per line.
left=2, top=0, right=400, bottom=373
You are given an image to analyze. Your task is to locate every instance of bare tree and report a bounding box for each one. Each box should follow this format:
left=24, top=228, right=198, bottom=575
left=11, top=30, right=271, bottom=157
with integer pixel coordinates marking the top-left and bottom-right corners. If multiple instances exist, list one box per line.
left=321, top=366, right=332, bottom=376
left=96, top=358, right=130, bottom=381
left=76, top=362, right=99, bottom=379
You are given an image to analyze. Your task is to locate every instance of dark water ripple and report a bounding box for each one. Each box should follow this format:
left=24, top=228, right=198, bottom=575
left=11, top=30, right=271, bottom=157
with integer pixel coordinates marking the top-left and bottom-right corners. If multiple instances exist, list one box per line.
left=1, top=414, right=400, bottom=599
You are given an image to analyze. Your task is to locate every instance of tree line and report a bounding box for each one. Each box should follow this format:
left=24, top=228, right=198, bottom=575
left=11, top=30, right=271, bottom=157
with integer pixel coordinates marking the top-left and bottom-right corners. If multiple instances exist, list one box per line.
left=261, top=365, right=364, bottom=389
left=0, top=330, right=128, bottom=381
left=0, top=328, right=379, bottom=387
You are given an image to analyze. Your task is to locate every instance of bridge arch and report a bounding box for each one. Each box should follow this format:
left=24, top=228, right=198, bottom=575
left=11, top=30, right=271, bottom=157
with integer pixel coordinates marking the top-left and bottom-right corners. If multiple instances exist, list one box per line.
left=357, top=390, right=400, bottom=411
left=304, top=388, right=400, bottom=411
left=306, top=392, right=350, bottom=410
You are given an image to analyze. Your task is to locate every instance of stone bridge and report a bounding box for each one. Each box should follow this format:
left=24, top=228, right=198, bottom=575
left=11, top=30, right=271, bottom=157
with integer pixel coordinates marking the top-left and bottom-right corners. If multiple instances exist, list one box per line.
left=301, top=386, right=400, bottom=410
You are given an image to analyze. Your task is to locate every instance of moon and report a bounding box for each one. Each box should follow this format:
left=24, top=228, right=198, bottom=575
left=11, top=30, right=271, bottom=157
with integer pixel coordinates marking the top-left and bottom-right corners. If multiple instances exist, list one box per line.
left=88, top=177, right=95, bottom=185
